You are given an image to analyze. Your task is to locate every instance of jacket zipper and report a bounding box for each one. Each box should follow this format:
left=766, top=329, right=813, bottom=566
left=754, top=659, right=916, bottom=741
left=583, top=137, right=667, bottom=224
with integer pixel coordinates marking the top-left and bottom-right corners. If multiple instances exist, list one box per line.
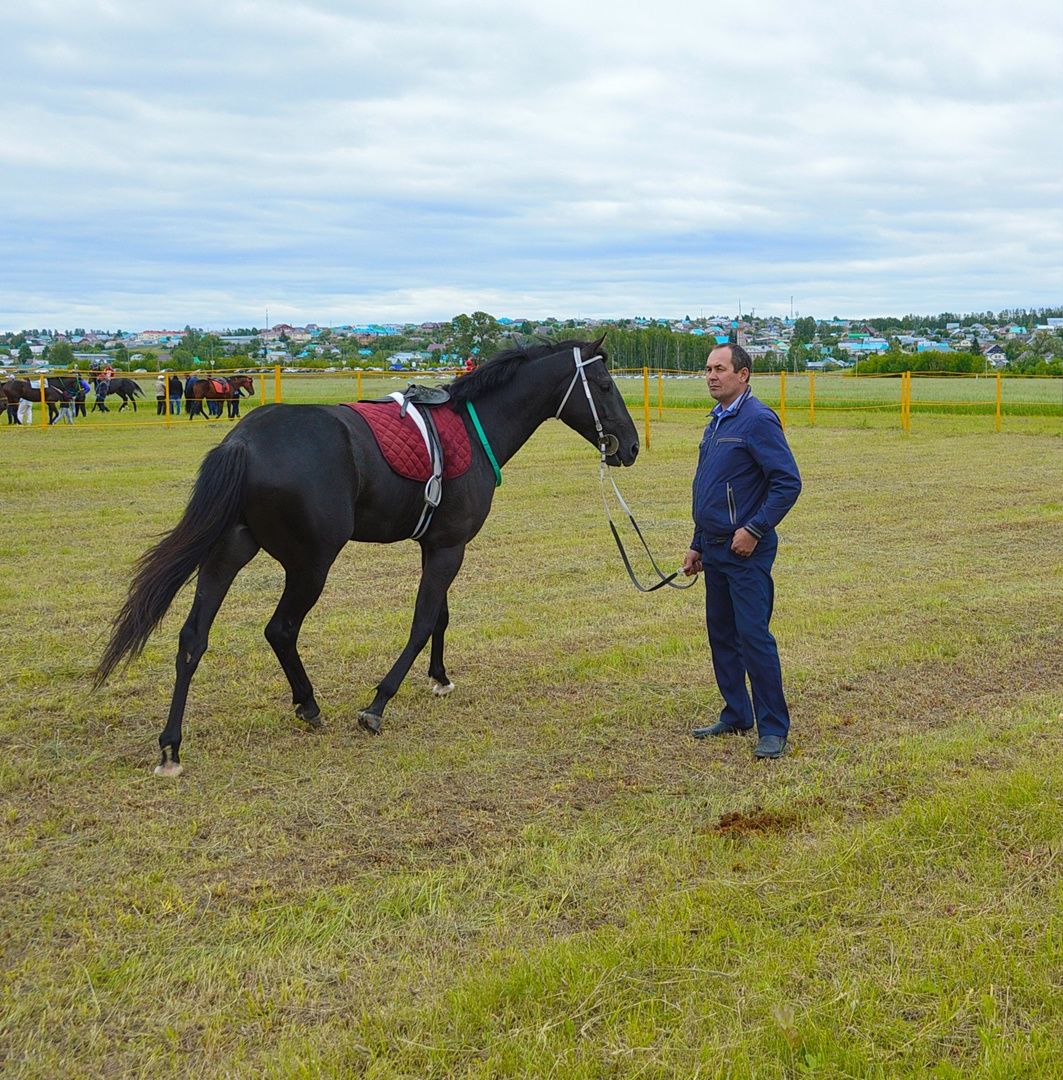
left=727, top=483, right=736, bottom=525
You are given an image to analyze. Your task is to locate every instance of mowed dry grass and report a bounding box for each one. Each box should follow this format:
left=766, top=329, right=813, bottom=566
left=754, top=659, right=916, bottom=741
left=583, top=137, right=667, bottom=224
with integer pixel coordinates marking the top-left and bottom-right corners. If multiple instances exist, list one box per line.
left=1, top=410, right=1061, bottom=1077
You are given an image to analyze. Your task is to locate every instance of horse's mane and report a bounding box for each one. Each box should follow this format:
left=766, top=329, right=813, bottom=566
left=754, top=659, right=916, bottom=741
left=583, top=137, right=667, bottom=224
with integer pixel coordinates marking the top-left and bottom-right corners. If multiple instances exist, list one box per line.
left=445, top=339, right=595, bottom=404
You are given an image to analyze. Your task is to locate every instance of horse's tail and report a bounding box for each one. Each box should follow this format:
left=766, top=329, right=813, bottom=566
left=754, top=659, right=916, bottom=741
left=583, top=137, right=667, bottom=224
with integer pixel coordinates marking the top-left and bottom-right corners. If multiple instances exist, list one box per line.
left=132, top=381, right=145, bottom=398
left=94, top=439, right=248, bottom=686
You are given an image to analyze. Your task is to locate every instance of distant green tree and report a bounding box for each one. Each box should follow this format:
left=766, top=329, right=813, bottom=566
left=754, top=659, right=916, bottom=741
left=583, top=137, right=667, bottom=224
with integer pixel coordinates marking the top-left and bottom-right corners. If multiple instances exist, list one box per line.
left=446, top=312, right=503, bottom=363
left=17, top=342, right=33, bottom=363
left=48, top=340, right=75, bottom=368
left=114, top=344, right=129, bottom=366
left=792, top=316, right=816, bottom=345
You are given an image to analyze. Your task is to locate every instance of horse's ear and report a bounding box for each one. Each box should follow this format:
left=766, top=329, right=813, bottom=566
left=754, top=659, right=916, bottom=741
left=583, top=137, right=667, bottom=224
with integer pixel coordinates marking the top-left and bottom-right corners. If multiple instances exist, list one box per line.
left=583, top=333, right=607, bottom=357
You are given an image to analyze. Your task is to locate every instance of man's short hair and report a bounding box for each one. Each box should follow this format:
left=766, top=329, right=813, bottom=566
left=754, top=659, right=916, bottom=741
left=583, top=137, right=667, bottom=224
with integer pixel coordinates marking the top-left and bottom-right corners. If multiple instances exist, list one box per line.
left=711, top=342, right=753, bottom=375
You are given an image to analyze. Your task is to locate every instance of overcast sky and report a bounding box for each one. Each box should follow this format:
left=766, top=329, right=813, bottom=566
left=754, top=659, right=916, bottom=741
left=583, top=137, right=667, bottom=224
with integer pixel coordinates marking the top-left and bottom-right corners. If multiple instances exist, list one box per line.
left=2, top=0, right=1061, bottom=329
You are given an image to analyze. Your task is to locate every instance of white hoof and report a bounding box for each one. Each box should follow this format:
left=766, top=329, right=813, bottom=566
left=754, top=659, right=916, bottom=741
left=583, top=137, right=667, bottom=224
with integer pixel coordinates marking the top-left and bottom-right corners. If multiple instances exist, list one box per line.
left=430, top=678, right=455, bottom=697
left=154, top=760, right=184, bottom=778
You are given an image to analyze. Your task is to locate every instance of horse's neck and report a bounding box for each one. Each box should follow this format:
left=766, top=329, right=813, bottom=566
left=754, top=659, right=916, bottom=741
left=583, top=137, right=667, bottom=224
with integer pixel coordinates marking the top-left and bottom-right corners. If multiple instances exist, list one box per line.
left=468, top=360, right=566, bottom=467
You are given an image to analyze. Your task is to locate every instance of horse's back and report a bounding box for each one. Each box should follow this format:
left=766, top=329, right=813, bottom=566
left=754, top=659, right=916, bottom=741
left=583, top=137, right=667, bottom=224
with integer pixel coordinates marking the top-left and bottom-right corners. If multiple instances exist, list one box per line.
left=230, top=404, right=460, bottom=547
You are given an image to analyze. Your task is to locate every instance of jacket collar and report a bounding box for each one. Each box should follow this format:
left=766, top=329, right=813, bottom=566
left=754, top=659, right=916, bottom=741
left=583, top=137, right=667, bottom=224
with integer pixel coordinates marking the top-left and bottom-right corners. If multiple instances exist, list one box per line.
left=710, top=386, right=752, bottom=422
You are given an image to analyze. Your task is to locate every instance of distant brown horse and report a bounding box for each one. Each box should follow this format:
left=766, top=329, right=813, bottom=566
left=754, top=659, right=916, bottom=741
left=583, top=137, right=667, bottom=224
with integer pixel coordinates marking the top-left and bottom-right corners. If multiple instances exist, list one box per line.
left=186, top=375, right=255, bottom=419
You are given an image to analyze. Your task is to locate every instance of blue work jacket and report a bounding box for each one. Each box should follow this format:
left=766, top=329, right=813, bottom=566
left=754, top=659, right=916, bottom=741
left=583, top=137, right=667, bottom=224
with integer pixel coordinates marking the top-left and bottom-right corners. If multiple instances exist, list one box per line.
left=691, top=390, right=801, bottom=550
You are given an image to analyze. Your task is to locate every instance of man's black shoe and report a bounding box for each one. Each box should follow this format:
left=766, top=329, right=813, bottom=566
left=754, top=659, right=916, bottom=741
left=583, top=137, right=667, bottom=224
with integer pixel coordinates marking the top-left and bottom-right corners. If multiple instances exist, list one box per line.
left=753, top=735, right=788, bottom=759
left=692, top=721, right=752, bottom=739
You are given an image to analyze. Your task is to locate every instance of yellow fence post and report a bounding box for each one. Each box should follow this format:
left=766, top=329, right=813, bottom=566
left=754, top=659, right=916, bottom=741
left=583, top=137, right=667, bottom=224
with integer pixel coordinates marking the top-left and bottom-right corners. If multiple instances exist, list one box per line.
left=779, top=370, right=787, bottom=428
left=164, top=376, right=172, bottom=427
left=357, top=370, right=363, bottom=401
left=809, top=370, right=815, bottom=426
left=657, top=371, right=663, bottom=419
left=258, top=372, right=266, bottom=406
left=39, top=378, right=48, bottom=428
left=642, top=366, right=651, bottom=449
left=274, top=365, right=282, bottom=403
left=995, top=371, right=1002, bottom=432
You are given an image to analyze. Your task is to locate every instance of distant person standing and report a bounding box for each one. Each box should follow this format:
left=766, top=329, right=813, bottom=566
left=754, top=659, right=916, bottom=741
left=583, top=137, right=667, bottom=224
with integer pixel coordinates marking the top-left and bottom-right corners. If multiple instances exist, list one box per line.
left=16, top=377, right=39, bottom=425
left=169, top=374, right=183, bottom=415
left=155, top=373, right=167, bottom=415
left=75, top=377, right=90, bottom=418
left=682, top=343, right=802, bottom=759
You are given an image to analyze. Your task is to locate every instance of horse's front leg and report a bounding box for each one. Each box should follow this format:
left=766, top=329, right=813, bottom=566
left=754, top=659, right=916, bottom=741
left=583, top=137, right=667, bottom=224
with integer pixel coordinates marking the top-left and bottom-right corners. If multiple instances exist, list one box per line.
left=359, top=543, right=465, bottom=734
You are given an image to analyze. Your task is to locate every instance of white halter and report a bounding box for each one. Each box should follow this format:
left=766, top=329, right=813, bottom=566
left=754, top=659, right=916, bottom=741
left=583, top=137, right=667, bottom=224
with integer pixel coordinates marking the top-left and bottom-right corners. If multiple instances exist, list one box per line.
left=555, top=347, right=618, bottom=458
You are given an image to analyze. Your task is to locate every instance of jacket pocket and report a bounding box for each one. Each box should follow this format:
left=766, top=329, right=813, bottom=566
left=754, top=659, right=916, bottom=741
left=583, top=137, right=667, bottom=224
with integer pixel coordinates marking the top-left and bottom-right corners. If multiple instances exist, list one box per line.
left=726, top=483, right=737, bottom=525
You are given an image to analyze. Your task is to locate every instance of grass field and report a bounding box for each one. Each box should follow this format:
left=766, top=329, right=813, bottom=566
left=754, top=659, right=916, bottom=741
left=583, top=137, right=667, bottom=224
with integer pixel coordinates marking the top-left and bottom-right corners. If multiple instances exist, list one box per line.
left=2, top=400, right=1062, bottom=1077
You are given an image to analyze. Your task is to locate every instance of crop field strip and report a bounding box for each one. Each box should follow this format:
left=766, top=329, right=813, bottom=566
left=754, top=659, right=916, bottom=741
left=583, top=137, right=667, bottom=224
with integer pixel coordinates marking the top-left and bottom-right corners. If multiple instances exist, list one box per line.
left=1, top=408, right=1061, bottom=1076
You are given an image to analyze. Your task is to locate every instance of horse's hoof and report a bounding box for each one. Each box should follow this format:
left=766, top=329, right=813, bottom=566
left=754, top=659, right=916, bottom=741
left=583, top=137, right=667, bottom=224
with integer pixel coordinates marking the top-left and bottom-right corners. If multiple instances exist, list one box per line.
left=154, top=760, right=184, bottom=778
left=296, top=703, right=322, bottom=728
left=358, top=711, right=383, bottom=735
left=430, top=678, right=455, bottom=697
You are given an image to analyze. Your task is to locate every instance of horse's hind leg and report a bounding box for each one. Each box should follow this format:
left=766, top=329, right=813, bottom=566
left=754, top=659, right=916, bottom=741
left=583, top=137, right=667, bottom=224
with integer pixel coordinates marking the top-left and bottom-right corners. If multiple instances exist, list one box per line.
left=156, top=525, right=260, bottom=777
left=264, top=561, right=334, bottom=727
left=427, top=596, right=454, bottom=696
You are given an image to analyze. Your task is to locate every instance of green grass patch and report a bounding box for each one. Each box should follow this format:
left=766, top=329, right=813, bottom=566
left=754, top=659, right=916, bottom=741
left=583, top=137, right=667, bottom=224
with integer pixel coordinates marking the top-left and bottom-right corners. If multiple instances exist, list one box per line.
left=1, top=406, right=1061, bottom=1076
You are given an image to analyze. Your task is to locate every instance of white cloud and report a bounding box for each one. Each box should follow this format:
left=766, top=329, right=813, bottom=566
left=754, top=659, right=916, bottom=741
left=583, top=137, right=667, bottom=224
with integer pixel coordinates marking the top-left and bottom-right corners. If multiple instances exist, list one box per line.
left=1, top=0, right=1060, bottom=328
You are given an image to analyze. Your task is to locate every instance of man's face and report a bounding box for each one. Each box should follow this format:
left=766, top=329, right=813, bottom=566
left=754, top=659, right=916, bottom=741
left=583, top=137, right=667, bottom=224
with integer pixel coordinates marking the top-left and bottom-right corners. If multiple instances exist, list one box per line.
left=705, top=347, right=749, bottom=406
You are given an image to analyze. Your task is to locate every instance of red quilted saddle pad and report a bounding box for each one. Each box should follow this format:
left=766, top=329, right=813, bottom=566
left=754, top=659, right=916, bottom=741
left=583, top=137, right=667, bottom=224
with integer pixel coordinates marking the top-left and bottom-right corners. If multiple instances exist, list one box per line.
left=343, top=401, right=472, bottom=482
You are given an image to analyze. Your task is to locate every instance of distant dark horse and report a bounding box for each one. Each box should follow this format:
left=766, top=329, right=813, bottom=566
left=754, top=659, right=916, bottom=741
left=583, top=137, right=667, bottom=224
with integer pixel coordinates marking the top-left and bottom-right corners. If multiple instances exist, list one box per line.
left=93, top=377, right=145, bottom=412
left=186, top=374, right=255, bottom=418
left=1, top=379, right=65, bottom=423
left=95, top=338, right=639, bottom=777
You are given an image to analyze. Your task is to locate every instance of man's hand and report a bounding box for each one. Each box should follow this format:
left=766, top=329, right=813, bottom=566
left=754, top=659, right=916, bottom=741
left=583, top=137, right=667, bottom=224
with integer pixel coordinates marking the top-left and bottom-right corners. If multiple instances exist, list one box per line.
left=682, top=548, right=703, bottom=576
left=730, top=527, right=759, bottom=558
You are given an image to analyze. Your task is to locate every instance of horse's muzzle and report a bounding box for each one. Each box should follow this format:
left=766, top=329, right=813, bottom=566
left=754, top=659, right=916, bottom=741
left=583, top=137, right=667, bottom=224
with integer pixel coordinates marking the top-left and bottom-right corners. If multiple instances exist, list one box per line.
left=604, top=436, right=639, bottom=468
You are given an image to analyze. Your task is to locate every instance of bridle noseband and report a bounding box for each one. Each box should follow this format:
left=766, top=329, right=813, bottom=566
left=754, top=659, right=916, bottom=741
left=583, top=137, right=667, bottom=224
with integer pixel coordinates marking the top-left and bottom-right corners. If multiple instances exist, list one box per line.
left=556, top=347, right=694, bottom=592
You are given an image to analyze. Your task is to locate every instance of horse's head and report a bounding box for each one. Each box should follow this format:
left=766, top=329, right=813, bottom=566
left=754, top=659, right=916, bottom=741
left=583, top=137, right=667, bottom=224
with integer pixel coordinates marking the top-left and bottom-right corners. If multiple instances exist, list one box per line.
left=555, top=335, right=639, bottom=467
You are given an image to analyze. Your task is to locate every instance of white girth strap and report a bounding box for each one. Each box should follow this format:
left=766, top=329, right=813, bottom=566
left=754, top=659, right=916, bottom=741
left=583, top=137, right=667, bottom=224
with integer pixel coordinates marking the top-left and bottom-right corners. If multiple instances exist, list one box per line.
left=388, top=392, right=443, bottom=540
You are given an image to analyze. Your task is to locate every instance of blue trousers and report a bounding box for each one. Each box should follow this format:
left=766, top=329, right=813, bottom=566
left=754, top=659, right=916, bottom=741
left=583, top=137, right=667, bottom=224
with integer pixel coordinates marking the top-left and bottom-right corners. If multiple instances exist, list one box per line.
left=701, top=532, right=790, bottom=738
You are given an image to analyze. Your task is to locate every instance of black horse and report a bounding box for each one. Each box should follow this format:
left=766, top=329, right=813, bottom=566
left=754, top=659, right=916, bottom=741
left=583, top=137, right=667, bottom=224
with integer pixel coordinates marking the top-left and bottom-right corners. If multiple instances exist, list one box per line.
left=1, top=379, right=64, bottom=423
left=93, top=377, right=144, bottom=412
left=95, top=338, right=639, bottom=777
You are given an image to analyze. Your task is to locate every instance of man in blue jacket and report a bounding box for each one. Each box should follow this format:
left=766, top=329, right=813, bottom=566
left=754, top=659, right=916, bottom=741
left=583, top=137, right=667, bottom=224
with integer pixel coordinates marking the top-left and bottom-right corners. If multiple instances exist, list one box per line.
left=682, top=344, right=802, bottom=759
